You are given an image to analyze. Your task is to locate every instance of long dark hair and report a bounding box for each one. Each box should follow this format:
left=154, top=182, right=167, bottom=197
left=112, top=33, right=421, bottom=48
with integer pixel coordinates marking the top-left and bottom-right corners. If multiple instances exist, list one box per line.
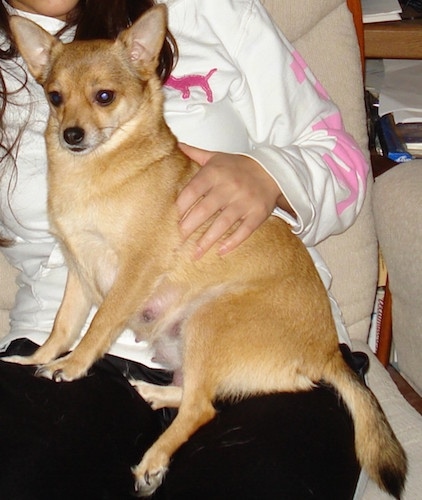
left=0, top=0, right=177, bottom=247
left=67, top=0, right=176, bottom=81
left=0, top=0, right=176, bottom=77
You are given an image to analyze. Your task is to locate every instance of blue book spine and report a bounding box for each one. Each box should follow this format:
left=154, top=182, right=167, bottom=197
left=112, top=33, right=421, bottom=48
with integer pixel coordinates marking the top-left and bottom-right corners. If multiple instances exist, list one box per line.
left=377, top=114, right=413, bottom=163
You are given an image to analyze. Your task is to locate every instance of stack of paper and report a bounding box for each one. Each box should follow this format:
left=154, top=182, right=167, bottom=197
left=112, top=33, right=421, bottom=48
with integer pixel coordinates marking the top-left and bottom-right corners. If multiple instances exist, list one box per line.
left=379, top=59, right=422, bottom=123
left=362, top=0, right=402, bottom=23
left=375, top=59, right=422, bottom=159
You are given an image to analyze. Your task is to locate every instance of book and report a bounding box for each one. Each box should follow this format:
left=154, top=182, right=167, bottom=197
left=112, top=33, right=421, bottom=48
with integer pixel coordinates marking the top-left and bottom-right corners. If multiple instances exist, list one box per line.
left=376, top=113, right=414, bottom=162
left=396, top=122, right=422, bottom=156
left=362, top=0, right=402, bottom=23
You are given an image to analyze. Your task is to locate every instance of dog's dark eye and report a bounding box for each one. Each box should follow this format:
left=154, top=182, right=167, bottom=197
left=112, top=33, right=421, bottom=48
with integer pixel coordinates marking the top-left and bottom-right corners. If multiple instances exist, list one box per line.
left=96, top=90, right=115, bottom=106
left=48, top=91, right=63, bottom=107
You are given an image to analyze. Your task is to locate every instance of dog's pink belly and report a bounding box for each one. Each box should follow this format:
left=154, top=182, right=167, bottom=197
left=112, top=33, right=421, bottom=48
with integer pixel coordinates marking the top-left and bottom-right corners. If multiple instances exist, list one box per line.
left=130, top=316, right=183, bottom=372
left=127, top=285, right=185, bottom=370
left=151, top=323, right=183, bottom=371
left=131, top=281, right=233, bottom=371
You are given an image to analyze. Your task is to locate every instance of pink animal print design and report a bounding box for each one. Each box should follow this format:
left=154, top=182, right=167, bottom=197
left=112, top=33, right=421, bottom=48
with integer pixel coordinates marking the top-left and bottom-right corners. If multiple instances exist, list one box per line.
left=165, top=68, right=217, bottom=103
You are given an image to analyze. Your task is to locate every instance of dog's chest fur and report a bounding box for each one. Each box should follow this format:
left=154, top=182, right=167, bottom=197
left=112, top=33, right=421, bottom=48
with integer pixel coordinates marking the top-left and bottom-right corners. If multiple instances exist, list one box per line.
left=47, top=157, right=142, bottom=300
left=51, top=204, right=120, bottom=303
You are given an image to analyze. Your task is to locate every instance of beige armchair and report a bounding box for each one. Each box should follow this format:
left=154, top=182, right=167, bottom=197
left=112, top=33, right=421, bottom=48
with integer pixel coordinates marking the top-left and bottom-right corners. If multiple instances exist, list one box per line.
left=261, top=1, right=422, bottom=497
left=1, top=1, right=421, bottom=498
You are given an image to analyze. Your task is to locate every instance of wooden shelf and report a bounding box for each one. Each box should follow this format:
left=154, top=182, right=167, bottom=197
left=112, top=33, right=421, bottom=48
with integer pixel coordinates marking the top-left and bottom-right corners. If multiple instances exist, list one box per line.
left=364, top=18, right=422, bottom=59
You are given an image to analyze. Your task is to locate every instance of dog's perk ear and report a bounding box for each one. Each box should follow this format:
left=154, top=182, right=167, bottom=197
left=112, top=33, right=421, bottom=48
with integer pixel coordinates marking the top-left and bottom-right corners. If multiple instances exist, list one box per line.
left=9, top=16, right=57, bottom=84
left=119, top=4, right=168, bottom=80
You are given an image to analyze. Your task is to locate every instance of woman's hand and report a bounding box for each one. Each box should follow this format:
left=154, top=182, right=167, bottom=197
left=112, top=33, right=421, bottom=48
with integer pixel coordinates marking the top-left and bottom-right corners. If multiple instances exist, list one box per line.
left=176, top=143, right=290, bottom=259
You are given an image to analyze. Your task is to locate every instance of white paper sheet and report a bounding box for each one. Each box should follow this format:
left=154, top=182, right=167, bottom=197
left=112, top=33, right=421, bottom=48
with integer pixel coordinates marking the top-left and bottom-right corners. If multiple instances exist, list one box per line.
left=361, top=0, right=402, bottom=23
left=378, top=59, right=422, bottom=123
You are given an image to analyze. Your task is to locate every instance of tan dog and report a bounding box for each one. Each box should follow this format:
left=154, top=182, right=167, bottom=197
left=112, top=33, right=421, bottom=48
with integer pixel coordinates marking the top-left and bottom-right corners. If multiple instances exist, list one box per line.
left=9, top=6, right=406, bottom=498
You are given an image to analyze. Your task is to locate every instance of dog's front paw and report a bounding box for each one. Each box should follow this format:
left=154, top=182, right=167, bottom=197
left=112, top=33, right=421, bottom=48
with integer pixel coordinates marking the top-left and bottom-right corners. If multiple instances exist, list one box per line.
left=35, top=354, right=88, bottom=382
left=1, top=354, right=36, bottom=366
left=132, top=451, right=169, bottom=497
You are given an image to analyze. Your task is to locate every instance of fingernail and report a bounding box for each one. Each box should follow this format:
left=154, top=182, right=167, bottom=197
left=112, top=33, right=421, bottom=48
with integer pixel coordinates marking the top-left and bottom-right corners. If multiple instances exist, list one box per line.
left=194, top=245, right=204, bottom=260
left=218, top=244, right=229, bottom=256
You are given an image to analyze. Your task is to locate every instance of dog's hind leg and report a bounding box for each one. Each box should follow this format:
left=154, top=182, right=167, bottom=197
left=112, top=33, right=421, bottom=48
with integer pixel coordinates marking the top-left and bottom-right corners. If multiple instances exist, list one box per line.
left=130, top=380, right=183, bottom=410
left=132, top=383, right=216, bottom=497
left=132, top=323, right=218, bottom=497
left=133, top=392, right=216, bottom=496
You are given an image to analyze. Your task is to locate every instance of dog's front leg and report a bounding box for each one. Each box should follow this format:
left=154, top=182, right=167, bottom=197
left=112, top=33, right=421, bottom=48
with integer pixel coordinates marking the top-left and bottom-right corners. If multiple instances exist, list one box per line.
left=3, top=270, right=91, bottom=368
left=35, top=290, right=129, bottom=381
left=35, top=265, right=160, bottom=381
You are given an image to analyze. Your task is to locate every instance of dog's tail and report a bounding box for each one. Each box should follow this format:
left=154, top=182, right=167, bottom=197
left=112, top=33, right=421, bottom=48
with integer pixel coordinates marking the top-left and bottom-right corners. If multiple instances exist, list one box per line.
left=324, top=353, right=407, bottom=499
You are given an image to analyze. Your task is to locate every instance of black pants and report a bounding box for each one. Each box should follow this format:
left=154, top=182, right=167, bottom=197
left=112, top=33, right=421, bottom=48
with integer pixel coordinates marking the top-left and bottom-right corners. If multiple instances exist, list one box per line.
left=0, top=339, right=364, bottom=500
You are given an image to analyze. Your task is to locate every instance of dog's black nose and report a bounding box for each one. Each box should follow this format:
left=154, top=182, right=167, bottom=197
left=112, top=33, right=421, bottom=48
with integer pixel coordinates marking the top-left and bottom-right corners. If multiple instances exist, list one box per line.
left=63, top=127, right=85, bottom=146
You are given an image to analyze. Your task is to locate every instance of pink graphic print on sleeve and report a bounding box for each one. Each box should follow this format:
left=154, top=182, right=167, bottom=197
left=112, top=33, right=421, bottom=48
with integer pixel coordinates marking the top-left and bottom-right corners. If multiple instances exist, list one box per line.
left=165, top=68, right=217, bottom=102
left=290, top=50, right=329, bottom=100
left=290, top=50, right=367, bottom=215
left=313, top=113, right=368, bottom=215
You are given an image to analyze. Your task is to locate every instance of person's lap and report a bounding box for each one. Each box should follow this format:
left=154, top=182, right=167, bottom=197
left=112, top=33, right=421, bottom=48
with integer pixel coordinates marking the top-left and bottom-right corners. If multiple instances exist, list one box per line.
left=0, top=339, right=361, bottom=499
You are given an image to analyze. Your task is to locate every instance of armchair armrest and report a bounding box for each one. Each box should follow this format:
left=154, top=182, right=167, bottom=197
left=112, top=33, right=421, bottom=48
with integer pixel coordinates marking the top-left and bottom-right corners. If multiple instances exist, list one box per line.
left=373, top=160, right=422, bottom=395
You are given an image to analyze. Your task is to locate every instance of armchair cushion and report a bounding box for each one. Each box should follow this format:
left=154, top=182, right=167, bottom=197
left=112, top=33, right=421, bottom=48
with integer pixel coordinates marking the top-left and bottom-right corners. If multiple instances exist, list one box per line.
left=352, top=340, right=422, bottom=499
